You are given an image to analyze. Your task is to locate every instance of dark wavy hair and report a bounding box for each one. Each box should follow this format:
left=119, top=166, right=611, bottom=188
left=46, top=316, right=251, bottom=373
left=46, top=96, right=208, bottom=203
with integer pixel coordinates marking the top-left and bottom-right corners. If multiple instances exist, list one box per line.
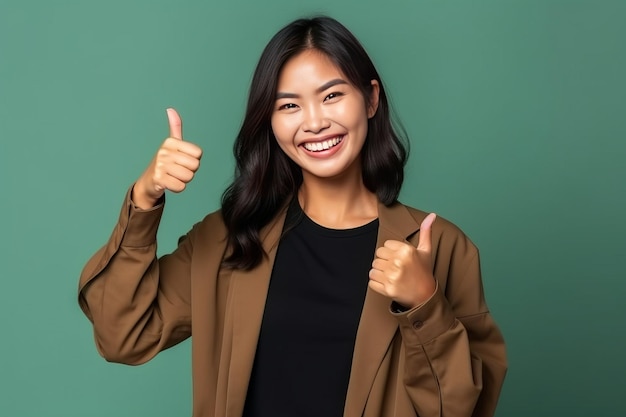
left=220, top=16, right=408, bottom=270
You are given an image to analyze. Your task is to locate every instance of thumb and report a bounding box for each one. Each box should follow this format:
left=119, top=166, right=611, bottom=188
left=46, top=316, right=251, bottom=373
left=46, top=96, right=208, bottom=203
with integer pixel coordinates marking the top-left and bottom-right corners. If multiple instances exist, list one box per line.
left=166, top=108, right=183, bottom=139
left=417, top=213, right=437, bottom=253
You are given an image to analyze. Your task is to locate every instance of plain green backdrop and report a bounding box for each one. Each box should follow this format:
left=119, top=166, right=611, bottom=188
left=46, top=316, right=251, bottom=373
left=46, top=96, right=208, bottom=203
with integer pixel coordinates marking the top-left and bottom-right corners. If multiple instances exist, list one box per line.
left=1, top=0, right=624, bottom=416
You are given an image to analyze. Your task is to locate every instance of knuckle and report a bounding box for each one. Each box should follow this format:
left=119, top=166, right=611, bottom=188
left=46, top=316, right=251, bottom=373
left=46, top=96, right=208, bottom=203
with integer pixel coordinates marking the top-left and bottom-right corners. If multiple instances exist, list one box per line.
left=157, top=148, right=169, bottom=159
left=400, top=245, right=413, bottom=256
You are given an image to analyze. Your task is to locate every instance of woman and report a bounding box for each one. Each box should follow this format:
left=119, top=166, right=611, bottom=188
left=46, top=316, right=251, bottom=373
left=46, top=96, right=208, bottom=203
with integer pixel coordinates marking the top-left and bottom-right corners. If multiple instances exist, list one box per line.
left=78, top=16, right=507, bottom=417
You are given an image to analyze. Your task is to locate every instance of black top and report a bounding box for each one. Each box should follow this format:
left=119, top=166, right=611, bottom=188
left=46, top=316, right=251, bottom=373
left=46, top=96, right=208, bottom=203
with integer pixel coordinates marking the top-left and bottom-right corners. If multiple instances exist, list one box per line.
left=242, top=200, right=379, bottom=417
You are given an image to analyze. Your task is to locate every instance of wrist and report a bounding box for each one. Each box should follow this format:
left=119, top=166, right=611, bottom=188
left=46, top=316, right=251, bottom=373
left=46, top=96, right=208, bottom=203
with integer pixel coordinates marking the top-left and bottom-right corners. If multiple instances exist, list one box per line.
left=396, top=279, right=437, bottom=310
left=131, top=179, right=161, bottom=210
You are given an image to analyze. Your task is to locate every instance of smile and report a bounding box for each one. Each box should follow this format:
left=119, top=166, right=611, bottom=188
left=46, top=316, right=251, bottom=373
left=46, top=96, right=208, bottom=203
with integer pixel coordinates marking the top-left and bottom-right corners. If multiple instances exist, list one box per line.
left=302, top=136, right=344, bottom=152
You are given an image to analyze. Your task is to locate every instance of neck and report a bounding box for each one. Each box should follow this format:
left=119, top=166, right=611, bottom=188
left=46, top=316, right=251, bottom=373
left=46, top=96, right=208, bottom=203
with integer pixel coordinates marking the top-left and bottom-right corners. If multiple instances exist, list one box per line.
left=298, top=169, right=378, bottom=229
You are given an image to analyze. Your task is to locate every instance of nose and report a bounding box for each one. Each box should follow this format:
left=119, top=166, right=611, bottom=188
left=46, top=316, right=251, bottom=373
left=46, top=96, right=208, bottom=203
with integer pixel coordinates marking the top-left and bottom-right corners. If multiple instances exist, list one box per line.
left=302, top=104, right=330, bottom=133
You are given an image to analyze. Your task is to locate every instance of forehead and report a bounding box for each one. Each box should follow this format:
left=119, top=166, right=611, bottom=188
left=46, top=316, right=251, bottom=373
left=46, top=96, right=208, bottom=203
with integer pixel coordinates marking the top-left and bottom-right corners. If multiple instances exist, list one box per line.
left=276, top=49, right=346, bottom=89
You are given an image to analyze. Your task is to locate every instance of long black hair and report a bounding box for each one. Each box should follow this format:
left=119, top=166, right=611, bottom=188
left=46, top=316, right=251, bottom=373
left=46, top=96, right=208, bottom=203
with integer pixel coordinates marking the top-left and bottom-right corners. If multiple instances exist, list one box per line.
left=220, top=16, right=408, bottom=270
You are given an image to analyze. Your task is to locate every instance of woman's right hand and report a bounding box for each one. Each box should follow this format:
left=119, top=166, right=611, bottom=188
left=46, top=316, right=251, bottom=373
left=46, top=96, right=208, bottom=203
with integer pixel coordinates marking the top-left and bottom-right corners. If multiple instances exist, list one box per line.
left=132, top=108, right=203, bottom=209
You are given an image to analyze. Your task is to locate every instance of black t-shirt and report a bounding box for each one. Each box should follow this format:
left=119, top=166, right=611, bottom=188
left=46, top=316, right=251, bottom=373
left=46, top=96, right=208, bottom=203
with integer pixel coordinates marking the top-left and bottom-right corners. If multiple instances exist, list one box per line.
left=242, top=200, right=379, bottom=417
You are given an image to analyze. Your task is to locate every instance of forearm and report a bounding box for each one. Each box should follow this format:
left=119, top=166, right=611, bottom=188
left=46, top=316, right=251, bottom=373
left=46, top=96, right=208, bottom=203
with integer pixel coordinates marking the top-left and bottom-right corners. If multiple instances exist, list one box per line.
left=394, top=286, right=506, bottom=417
left=78, top=188, right=191, bottom=364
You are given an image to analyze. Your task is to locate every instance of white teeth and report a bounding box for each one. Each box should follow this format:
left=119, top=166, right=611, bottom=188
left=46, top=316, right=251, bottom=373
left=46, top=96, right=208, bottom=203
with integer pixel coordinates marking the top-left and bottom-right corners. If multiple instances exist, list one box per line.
left=303, top=136, right=343, bottom=152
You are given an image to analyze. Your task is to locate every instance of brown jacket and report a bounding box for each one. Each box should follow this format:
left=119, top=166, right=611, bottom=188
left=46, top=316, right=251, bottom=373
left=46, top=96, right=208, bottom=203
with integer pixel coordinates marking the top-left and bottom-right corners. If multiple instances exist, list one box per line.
left=78, top=190, right=507, bottom=417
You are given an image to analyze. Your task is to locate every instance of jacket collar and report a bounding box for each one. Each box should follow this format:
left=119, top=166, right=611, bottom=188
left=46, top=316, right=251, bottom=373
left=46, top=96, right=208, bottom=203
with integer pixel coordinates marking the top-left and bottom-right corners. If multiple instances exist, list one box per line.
left=225, top=200, right=424, bottom=416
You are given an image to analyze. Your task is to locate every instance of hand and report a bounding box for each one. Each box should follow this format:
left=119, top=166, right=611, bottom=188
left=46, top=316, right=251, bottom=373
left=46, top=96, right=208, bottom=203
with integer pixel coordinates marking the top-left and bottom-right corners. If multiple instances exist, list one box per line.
left=369, top=213, right=437, bottom=309
left=132, top=108, right=203, bottom=209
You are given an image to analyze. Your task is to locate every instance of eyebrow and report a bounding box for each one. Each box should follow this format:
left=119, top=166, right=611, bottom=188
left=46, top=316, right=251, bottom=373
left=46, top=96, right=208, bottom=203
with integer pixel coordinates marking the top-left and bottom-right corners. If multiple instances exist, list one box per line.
left=275, top=78, right=349, bottom=100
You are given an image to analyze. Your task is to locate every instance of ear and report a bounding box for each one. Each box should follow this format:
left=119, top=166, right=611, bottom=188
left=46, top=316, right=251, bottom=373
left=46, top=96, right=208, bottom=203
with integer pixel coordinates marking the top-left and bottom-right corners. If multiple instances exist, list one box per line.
left=367, top=79, right=380, bottom=119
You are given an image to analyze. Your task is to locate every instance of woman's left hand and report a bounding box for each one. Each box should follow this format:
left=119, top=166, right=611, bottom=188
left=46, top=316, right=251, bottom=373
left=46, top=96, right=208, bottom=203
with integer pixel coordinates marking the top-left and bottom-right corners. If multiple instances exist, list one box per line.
left=369, top=213, right=437, bottom=309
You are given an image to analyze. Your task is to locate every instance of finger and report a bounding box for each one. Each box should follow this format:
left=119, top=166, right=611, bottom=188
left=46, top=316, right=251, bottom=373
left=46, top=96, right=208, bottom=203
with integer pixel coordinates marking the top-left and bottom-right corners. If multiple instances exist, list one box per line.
left=371, top=258, right=388, bottom=272
left=166, top=108, right=183, bottom=139
left=375, top=246, right=395, bottom=261
left=383, top=239, right=409, bottom=251
left=165, top=164, right=195, bottom=184
left=177, top=141, right=203, bottom=160
left=159, top=141, right=202, bottom=170
left=367, top=278, right=387, bottom=295
left=417, top=213, right=437, bottom=252
left=163, top=137, right=203, bottom=160
left=173, top=152, right=201, bottom=172
left=159, top=175, right=187, bottom=193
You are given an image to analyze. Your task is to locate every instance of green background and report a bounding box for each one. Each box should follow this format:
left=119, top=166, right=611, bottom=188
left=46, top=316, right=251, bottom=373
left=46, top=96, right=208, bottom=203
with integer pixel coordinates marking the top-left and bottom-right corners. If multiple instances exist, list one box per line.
left=1, top=0, right=624, bottom=416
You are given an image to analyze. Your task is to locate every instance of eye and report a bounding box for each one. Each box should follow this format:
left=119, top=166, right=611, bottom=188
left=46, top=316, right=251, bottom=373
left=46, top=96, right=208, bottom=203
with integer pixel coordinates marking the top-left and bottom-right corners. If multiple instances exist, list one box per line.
left=324, top=91, right=344, bottom=102
left=277, top=102, right=298, bottom=111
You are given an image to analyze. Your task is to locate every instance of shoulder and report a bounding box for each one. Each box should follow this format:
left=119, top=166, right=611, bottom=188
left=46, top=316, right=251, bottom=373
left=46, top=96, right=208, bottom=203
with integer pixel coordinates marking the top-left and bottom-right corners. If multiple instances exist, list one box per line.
left=199, top=208, right=226, bottom=228
left=178, top=209, right=228, bottom=247
left=197, top=209, right=228, bottom=237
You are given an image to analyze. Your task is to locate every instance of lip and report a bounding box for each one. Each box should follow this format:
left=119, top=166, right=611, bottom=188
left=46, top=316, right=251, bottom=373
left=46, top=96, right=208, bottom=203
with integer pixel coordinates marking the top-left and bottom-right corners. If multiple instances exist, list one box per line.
left=298, top=134, right=346, bottom=158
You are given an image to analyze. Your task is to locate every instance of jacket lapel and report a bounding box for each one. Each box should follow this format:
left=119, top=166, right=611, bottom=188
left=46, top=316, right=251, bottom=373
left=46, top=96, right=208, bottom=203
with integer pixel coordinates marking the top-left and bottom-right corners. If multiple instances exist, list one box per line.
left=343, top=202, right=424, bottom=417
left=225, top=206, right=288, bottom=416
left=222, top=201, right=425, bottom=416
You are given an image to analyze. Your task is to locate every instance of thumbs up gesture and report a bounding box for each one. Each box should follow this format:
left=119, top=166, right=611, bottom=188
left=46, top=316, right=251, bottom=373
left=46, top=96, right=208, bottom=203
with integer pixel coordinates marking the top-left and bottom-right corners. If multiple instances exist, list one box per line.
left=369, top=213, right=438, bottom=309
left=132, top=108, right=203, bottom=209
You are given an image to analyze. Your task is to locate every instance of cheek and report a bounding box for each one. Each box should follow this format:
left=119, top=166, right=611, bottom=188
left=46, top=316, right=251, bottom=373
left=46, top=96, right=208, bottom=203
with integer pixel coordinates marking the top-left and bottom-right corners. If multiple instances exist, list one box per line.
left=337, top=100, right=370, bottom=128
left=271, top=118, right=290, bottom=153
left=271, top=115, right=298, bottom=143
left=270, top=116, right=283, bottom=142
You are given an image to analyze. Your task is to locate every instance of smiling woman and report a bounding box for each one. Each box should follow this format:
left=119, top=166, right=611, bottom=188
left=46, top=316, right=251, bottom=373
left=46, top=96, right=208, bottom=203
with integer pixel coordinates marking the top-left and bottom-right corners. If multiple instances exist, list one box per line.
left=271, top=50, right=379, bottom=226
left=77, top=15, right=507, bottom=417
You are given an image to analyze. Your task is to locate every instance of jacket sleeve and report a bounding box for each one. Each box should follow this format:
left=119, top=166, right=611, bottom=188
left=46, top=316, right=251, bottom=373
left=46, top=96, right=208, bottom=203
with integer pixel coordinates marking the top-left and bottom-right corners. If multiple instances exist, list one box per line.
left=393, top=223, right=507, bottom=417
left=78, top=188, right=195, bottom=365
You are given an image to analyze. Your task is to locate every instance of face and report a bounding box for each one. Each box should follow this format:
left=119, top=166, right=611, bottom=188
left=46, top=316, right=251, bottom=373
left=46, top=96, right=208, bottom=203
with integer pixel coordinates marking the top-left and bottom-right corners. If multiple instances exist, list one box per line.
left=271, top=49, right=379, bottom=182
